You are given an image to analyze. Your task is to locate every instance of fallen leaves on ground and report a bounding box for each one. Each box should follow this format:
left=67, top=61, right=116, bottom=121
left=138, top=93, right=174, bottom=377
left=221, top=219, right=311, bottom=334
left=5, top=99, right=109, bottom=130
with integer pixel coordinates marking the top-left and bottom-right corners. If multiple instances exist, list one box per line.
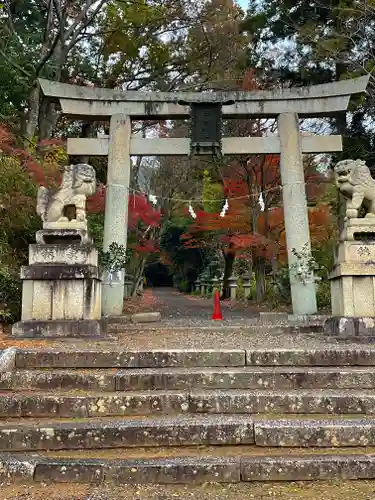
left=123, top=289, right=167, bottom=315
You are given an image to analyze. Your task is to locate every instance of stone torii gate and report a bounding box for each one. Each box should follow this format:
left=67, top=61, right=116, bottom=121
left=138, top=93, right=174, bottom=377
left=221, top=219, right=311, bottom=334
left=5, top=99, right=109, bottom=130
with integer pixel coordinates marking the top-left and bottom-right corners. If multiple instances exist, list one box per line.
left=40, top=76, right=369, bottom=317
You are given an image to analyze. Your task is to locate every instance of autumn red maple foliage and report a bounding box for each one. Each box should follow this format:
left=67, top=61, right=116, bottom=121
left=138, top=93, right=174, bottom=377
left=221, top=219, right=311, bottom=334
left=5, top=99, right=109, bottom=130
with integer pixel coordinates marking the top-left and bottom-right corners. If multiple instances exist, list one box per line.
left=0, top=125, right=63, bottom=187
left=182, top=166, right=333, bottom=266
left=87, top=187, right=161, bottom=254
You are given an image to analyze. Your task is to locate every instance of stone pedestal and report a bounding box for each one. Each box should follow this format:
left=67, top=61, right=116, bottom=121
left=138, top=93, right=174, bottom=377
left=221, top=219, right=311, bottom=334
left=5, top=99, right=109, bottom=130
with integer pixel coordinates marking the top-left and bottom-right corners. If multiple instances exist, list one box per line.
left=228, top=276, right=237, bottom=301
left=326, top=219, right=375, bottom=337
left=242, top=273, right=252, bottom=300
left=12, top=229, right=102, bottom=338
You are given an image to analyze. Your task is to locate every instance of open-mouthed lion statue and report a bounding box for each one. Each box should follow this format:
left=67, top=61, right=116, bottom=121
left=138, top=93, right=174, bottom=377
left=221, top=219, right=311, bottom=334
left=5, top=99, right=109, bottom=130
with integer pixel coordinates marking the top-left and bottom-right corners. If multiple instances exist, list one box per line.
left=334, top=159, right=375, bottom=220
left=36, top=163, right=96, bottom=225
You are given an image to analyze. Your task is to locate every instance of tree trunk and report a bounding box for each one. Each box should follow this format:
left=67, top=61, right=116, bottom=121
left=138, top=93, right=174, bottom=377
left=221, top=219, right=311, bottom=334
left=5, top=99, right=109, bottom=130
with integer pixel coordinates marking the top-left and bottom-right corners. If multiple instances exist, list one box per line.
left=25, top=82, right=41, bottom=140
left=247, top=258, right=253, bottom=300
left=39, top=100, right=58, bottom=140
left=131, top=256, right=146, bottom=297
left=254, top=255, right=266, bottom=303
left=270, top=251, right=278, bottom=279
left=221, top=250, right=235, bottom=299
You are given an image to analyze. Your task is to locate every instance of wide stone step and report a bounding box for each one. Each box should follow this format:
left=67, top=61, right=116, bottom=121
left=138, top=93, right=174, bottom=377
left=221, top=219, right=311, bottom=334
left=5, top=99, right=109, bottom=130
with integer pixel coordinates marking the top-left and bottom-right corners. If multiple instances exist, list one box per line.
left=3, top=414, right=375, bottom=451
left=190, top=389, right=375, bottom=414
left=14, top=347, right=375, bottom=368
left=15, top=349, right=246, bottom=369
left=0, top=369, right=117, bottom=391
left=0, top=390, right=189, bottom=418
left=4, top=366, right=375, bottom=391
left=5, top=447, right=375, bottom=484
left=0, top=415, right=254, bottom=451
left=3, top=389, right=375, bottom=418
left=116, top=366, right=375, bottom=390
left=254, top=417, right=375, bottom=447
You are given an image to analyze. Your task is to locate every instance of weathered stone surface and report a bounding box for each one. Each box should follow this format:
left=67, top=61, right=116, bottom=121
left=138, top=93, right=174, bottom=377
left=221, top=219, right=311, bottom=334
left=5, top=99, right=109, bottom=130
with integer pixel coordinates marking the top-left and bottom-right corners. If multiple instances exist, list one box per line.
left=0, top=416, right=254, bottom=451
left=257, top=313, right=327, bottom=326
left=40, top=75, right=370, bottom=118
left=6, top=453, right=375, bottom=484
left=0, top=370, right=115, bottom=391
left=254, top=418, right=375, bottom=447
left=116, top=366, right=375, bottom=391
left=35, top=459, right=104, bottom=484
left=334, top=160, right=375, bottom=220
left=0, top=348, right=16, bottom=373
left=12, top=320, right=104, bottom=338
left=130, top=312, right=161, bottom=323
left=15, top=349, right=246, bottom=369
left=246, top=348, right=375, bottom=366
left=36, top=163, right=96, bottom=228
left=107, top=457, right=240, bottom=484
left=189, top=389, right=375, bottom=415
left=0, top=391, right=188, bottom=418
left=21, top=265, right=100, bottom=280
left=0, top=391, right=187, bottom=418
left=0, top=453, right=38, bottom=483
left=278, top=111, right=317, bottom=315
left=16, top=350, right=123, bottom=368
left=86, top=391, right=188, bottom=417
left=324, top=317, right=375, bottom=337
left=33, top=457, right=239, bottom=484
left=241, top=455, right=375, bottom=481
left=0, top=394, right=60, bottom=418
left=29, top=244, right=98, bottom=266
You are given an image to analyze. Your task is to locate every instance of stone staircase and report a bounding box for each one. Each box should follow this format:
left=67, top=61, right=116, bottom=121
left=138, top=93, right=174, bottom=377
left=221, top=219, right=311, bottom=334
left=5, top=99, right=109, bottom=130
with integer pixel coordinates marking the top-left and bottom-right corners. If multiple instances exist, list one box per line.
left=2, top=346, right=375, bottom=485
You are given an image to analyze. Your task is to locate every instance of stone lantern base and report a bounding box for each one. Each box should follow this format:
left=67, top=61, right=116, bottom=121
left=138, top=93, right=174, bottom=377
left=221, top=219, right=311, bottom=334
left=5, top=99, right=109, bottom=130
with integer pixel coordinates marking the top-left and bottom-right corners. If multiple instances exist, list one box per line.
left=12, top=229, right=103, bottom=338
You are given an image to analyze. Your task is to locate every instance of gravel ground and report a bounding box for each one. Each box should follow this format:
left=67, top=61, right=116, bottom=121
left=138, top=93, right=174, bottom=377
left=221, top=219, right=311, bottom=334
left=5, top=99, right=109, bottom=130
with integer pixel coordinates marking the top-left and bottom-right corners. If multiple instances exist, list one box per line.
left=114, top=328, right=333, bottom=349
left=0, top=328, right=367, bottom=351
left=3, top=481, right=375, bottom=499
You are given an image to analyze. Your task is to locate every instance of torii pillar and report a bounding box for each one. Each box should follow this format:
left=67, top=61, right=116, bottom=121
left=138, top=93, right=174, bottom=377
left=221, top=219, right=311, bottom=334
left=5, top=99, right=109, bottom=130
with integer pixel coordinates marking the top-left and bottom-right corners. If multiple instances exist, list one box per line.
left=102, top=114, right=131, bottom=316
left=278, top=112, right=317, bottom=314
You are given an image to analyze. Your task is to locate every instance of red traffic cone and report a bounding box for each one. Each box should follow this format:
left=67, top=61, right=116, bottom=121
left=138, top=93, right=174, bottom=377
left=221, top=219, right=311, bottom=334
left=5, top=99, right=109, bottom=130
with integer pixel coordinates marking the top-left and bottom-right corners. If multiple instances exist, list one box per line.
left=211, top=289, right=223, bottom=320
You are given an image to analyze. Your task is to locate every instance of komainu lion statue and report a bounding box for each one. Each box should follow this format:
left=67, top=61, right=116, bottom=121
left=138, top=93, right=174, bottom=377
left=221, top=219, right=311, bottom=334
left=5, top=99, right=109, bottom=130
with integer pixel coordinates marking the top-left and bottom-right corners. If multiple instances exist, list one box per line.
left=334, top=159, right=375, bottom=220
left=36, top=163, right=96, bottom=224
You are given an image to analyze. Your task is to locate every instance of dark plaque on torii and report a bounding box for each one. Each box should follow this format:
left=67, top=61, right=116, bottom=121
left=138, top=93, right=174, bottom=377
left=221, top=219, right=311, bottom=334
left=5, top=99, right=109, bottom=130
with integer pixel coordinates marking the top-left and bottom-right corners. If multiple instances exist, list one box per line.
left=179, top=99, right=234, bottom=158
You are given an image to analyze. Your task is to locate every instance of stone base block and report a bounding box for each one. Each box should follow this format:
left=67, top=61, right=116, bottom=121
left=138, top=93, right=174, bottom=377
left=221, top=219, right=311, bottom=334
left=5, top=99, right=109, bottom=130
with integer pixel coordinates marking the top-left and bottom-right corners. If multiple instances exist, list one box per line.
left=340, top=218, right=375, bottom=242
left=336, top=240, right=375, bottom=264
left=324, top=316, right=375, bottom=338
left=131, top=312, right=161, bottom=323
left=21, top=265, right=101, bottom=322
left=11, top=320, right=105, bottom=339
left=29, top=244, right=98, bottom=266
left=36, top=228, right=91, bottom=245
left=330, top=269, right=375, bottom=317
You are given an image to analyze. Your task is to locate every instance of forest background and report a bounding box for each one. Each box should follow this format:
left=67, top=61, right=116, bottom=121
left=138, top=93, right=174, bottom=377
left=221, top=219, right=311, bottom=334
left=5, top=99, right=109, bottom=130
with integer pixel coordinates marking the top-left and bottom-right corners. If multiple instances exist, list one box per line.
left=0, top=0, right=374, bottom=319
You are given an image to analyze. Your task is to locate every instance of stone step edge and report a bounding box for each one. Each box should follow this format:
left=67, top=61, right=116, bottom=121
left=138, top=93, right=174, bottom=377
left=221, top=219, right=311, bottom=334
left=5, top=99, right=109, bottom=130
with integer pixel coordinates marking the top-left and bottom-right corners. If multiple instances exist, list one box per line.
left=15, top=346, right=375, bottom=369
left=5, top=389, right=375, bottom=419
left=6, top=416, right=375, bottom=452
left=4, top=453, right=375, bottom=484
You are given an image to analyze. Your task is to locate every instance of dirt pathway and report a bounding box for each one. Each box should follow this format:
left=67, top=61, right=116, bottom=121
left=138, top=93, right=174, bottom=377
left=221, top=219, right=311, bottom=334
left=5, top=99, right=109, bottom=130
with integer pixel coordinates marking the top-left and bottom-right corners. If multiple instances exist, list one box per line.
left=152, top=287, right=259, bottom=322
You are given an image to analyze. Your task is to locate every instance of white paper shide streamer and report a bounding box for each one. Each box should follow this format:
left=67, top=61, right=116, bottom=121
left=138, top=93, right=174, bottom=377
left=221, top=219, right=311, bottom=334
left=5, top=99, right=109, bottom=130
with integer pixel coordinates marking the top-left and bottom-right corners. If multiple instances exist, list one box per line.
left=258, top=192, right=265, bottom=212
left=148, top=194, right=158, bottom=206
left=188, top=201, right=197, bottom=219
left=220, top=198, right=229, bottom=217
